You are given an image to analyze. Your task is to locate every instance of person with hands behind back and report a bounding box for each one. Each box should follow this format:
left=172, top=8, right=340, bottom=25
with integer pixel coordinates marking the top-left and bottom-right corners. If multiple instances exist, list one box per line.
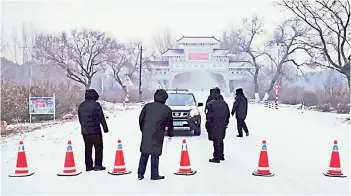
left=137, top=89, right=173, bottom=181
left=78, top=89, right=109, bottom=172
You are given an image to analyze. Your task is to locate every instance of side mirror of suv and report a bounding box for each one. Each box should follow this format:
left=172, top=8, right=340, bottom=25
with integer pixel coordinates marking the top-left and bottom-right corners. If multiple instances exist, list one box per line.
left=197, top=102, right=204, bottom=107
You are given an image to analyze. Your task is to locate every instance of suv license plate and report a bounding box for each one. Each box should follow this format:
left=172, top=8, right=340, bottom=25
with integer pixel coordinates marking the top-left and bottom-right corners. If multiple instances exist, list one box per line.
left=173, top=121, right=184, bottom=126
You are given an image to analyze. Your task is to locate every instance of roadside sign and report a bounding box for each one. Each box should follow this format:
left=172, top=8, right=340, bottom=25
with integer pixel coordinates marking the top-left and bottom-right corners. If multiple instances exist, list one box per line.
left=274, top=83, right=280, bottom=90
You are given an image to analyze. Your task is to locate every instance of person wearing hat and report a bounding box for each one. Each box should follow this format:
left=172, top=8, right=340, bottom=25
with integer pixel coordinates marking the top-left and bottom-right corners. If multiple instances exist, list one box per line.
left=231, top=88, right=249, bottom=137
left=137, top=89, right=174, bottom=180
left=78, top=89, right=109, bottom=172
left=205, top=87, right=221, bottom=113
left=205, top=87, right=230, bottom=163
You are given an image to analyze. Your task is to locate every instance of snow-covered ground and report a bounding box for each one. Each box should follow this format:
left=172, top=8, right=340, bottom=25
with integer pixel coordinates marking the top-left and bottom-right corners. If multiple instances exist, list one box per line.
left=1, top=92, right=350, bottom=195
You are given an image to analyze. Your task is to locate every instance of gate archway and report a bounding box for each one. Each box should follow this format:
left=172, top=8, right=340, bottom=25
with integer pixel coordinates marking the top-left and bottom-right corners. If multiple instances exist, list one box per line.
left=172, top=72, right=225, bottom=90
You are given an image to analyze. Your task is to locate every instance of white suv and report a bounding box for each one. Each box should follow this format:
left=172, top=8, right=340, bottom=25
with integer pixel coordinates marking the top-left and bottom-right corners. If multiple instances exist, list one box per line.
left=165, top=89, right=203, bottom=136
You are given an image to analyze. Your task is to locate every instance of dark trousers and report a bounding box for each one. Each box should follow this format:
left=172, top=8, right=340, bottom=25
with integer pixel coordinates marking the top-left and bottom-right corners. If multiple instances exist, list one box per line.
left=237, top=118, right=249, bottom=136
left=213, top=140, right=224, bottom=159
left=82, top=134, right=103, bottom=169
left=137, top=153, right=159, bottom=177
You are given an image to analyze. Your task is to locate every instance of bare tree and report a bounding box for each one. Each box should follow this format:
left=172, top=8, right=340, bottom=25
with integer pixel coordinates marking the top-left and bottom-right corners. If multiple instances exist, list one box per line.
left=33, top=29, right=113, bottom=89
left=2, top=24, right=36, bottom=63
left=20, top=23, right=30, bottom=64
left=0, top=39, right=7, bottom=54
left=153, top=28, right=176, bottom=59
left=9, top=27, right=20, bottom=65
left=261, top=61, right=298, bottom=87
left=125, top=41, right=152, bottom=84
left=278, top=0, right=351, bottom=87
left=262, top=19, right=311, bottom=100
left=19, top=23, right=38, bottom=88
left=221, top=16, right=266, bottom=101
left=106, top=41, right=132, bottom=93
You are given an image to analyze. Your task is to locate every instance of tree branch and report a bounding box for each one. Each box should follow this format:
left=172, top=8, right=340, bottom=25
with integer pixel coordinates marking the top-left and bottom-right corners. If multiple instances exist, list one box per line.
left=33, top=29, right=113, bottom=89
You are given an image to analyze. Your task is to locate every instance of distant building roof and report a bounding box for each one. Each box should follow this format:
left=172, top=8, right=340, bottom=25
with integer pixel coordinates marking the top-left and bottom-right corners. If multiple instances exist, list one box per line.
left=161, top=49, right=184, bottom=57
left=213, top=49, right=232, bottom=56
left=176, top=36, right=220, bottom=44
left=229, top=61, right=255, bottom=69
left=161, top=48, right=234, bottom=57
left=149, top=61, right=169, bottom=67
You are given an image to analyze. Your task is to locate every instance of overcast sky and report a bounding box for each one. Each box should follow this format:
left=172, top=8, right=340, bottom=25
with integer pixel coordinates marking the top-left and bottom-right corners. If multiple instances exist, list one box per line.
left=1, top=0, right=292, bottom=60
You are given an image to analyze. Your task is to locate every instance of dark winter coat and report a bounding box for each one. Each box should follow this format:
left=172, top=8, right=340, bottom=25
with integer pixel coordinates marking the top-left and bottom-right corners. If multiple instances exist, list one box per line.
left=205, top=93, right=230, bottom=141
left=139, top=89, right=174, bottom=156
left=78, top=89, right=109, bottom=135
left=205, top=87, right=221, bottom=112
left=231, top=88, right=248, bottom=119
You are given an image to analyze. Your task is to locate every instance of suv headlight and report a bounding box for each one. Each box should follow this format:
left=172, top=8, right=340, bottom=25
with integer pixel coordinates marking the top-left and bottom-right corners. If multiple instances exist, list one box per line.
left=190, top=109, right=199, bottom=117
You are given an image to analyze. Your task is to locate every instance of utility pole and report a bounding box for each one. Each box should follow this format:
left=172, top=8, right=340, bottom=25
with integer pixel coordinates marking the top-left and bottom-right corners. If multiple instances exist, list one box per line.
left=139, top=46, right=143, bottom=102
left=19, top=46, right=32, bottom=89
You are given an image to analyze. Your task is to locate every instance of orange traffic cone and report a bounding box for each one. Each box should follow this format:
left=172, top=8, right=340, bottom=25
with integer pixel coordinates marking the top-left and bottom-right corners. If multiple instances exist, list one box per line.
left=108, top=140, right=131, bottom=175
left=9, top=141, right=34, bottom=177
left=57, top=141, right=82, bottom=176
left=252, top=140, right=274, bottom=177
left=174, top=139, right=196, bottom=175
left=323, top=140, right=347, bottom=178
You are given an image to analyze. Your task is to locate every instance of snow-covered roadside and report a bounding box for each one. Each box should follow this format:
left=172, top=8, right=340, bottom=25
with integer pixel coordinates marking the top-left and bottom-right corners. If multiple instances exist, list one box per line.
left=1, top=101, right=141, bottom=139
left=1, top=95, right=350, bottom=195
left=246, top=100, right=350, bottom=124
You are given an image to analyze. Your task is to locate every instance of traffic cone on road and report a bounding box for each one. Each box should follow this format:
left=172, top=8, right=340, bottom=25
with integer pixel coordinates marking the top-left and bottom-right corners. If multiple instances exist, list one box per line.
left=108, top=140, right=132, bottom=175
left=9, top=141, right=34, bottom=177
left=174, top=139, right=196, bottom=176
left=323, top=140, right=347, bottom=178
left=57, top=141, right=82, bottom=176
left=252, top=140, right=274, bottom=177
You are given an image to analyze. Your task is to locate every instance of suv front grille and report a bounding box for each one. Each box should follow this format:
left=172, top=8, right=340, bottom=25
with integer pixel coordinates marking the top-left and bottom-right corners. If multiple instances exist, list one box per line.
left=172, top=110, right=190, bottom=118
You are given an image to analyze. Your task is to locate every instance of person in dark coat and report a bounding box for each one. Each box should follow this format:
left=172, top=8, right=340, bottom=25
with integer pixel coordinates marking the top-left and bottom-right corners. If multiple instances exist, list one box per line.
left=78, top=89, right=109, bottom=172
left=231, top=88, right=249, bottom=137
left=205, top=90, right=230, bottom=163
left=137, top=89, right=174, bottom=180
left=205, top=87, right=221, bottom=113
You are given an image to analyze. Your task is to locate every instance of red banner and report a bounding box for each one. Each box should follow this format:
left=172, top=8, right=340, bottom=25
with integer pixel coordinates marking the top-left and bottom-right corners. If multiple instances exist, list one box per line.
left=188, top=53, right=209, bottom=60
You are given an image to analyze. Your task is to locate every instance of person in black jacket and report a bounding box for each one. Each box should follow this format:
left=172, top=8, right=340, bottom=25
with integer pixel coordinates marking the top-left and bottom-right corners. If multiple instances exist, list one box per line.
left=231, top=88, right=249, bottom=137
left=137, top=89, right=173, bottom=180
left=206, top=90, right=230, bottom=163
left=78, top=89, right=109, bottom=172
left=205, top=87, right=221, bottom=113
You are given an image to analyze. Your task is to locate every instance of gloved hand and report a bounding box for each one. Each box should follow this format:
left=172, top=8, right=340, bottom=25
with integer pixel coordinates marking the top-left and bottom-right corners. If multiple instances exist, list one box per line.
left=104, top=129, right=109, bottom=133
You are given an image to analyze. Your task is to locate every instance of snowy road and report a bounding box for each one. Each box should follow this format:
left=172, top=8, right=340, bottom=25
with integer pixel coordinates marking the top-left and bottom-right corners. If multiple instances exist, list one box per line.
left=1, top=94, right=350, bottom=195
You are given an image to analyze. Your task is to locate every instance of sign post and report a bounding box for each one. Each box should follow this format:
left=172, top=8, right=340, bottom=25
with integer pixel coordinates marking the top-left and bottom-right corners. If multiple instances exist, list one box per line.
left=273, top=83, right=280, bottom=110
left=29, top=94, right=56, bottom=125
left=124, top=93, right=130, bottom=110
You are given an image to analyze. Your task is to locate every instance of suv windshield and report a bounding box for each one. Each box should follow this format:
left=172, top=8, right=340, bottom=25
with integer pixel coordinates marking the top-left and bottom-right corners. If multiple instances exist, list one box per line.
left=166, top=93, right=196, bottom=106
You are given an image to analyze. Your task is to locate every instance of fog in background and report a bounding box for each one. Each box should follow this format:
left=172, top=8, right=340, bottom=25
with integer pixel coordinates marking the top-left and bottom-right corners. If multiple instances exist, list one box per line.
left=172, top=72, right=223, bottom=91
left=1, top=0, right=285, bottom=61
